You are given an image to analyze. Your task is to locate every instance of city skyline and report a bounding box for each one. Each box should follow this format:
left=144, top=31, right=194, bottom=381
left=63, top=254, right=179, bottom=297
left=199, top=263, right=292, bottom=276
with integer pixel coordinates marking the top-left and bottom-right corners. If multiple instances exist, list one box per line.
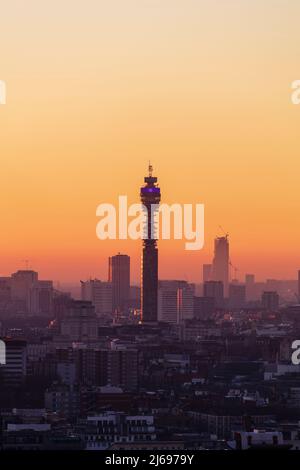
left=0, top=162, right=299, bottom=286
left=2, top=1, right=300, bottom=457
left=1, top=1, right=300, bottom=283
left=1, top=230, right=300, bottom=287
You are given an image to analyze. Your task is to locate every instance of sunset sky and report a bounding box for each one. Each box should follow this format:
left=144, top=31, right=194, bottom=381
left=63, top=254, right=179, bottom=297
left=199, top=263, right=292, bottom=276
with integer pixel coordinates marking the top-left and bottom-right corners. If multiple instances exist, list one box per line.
left=0, top=0, right=300, bottom=285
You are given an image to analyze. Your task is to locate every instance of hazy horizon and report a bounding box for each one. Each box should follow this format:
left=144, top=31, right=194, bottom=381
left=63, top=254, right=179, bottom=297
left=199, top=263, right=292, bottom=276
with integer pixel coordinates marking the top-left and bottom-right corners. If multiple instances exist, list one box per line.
left=1, top=0, right=300, bottom=283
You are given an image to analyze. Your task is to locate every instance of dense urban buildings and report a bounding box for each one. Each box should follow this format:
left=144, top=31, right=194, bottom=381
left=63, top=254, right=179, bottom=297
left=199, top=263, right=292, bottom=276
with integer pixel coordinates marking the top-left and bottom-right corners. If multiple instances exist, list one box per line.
left=1, top=170, right=300, bottom=452
left=60, top=301, right=98, bottom=341
left=0, top=271, right=53, bottom=315
left=1, top=262, right=300, bottom=451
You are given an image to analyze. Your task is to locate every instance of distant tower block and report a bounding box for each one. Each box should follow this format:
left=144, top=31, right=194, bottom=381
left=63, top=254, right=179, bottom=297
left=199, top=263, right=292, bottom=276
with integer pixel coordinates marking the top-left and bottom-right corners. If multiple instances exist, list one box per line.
left=108, top=253, right=130, bottom=313
left=212, top=235, right=229, bottom=296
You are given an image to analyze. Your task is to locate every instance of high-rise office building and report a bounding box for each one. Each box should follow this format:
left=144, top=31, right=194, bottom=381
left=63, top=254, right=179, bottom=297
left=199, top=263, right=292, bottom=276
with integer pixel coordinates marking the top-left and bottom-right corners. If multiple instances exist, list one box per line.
left=203, top=280, right=224, bottom=308
left=10, top=270, right=53, bottom=315
left=158, top=280, right=194, bottom=324
left=245, top=274, right=255, bottom=301
left=108, top=254, right=130, bottom=313
left=177, top=286, right=194, bottom=323
left=212, top=235, right=229, bottom=295
left=30, top=280, right=53, bottom=315
left=140, top=164, right=161, bottom=323
left=203, top=264, right=212, bottom=283
left=60, top=300, right=98, bottom=341
left=0, top=339, right=27, bottom=387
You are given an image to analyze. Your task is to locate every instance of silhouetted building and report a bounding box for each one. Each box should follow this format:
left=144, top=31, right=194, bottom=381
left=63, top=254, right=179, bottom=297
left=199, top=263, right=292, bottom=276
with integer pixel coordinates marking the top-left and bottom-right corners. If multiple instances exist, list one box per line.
left=0, top=277, right=11, bottom=303
left=245, top=274, right=255, bottom=301
left=0, top=339, right=27, bottom=387
left=158, top=280, right=194, bottom=323
left=73, top=347, right=109, bottom=386
left=108, top=349, right=138, bottom=391
left=81, top=279, right=112, bottom=316
left=194, top=296, right=215, bottom=319
left=32, top=280, right=53, bottom=315
left=60, top=301, right=98, bottom=341
left=177, top=285, right=194, bottom=323
left=140, top=164, right=161, bottom=323
left=9, top=270, right=53, bottom=315
left=128, top=286, right=141, bottom=309
left=212, top=236, right=229, bottom=295
left=108, top=254, right=130, bottom=313
left=203, top=264, right=212, bottom=283
left=53, top=291, right=73, bottom=320
left=262, top=291, right=279, bottom=311
left=158, top=281, right=177, bottom=324
left=203, top=281, right=224, bottom=308
left=52, top=342, right=138, bottom=392
left=229, top=283, right=246, bottom=309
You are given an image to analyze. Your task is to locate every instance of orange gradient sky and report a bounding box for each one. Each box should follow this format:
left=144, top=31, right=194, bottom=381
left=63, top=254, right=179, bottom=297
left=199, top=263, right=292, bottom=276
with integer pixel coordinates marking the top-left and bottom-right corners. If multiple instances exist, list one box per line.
left=0, top=0, right=300, bottom=285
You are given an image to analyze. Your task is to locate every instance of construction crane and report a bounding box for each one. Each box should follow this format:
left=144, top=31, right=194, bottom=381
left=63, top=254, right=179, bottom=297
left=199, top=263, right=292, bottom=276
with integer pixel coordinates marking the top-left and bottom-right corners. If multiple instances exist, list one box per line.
left=218, top=225, right=229, bottom=239
left=229, top=260, right=239, bottom=281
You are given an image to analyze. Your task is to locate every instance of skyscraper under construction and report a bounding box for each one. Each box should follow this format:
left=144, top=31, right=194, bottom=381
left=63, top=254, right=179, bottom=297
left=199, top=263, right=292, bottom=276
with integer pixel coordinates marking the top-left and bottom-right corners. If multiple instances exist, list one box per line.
left=212, top=235, right=229, bottom=296
left=140, top=164, right=161, bottom=323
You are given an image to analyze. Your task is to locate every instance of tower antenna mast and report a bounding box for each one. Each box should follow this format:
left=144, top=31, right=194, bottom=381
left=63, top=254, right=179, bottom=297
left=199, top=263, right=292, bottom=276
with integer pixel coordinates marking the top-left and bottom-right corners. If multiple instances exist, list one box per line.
left=148, top=161, right=153, bottom=177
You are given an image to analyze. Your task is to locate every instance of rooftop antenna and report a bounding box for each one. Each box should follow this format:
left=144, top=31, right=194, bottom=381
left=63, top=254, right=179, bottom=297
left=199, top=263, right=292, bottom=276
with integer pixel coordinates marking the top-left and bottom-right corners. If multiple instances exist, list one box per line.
left=21, top=259, right=31, bottom=270
left=148, top=161, right=153, bottom=177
